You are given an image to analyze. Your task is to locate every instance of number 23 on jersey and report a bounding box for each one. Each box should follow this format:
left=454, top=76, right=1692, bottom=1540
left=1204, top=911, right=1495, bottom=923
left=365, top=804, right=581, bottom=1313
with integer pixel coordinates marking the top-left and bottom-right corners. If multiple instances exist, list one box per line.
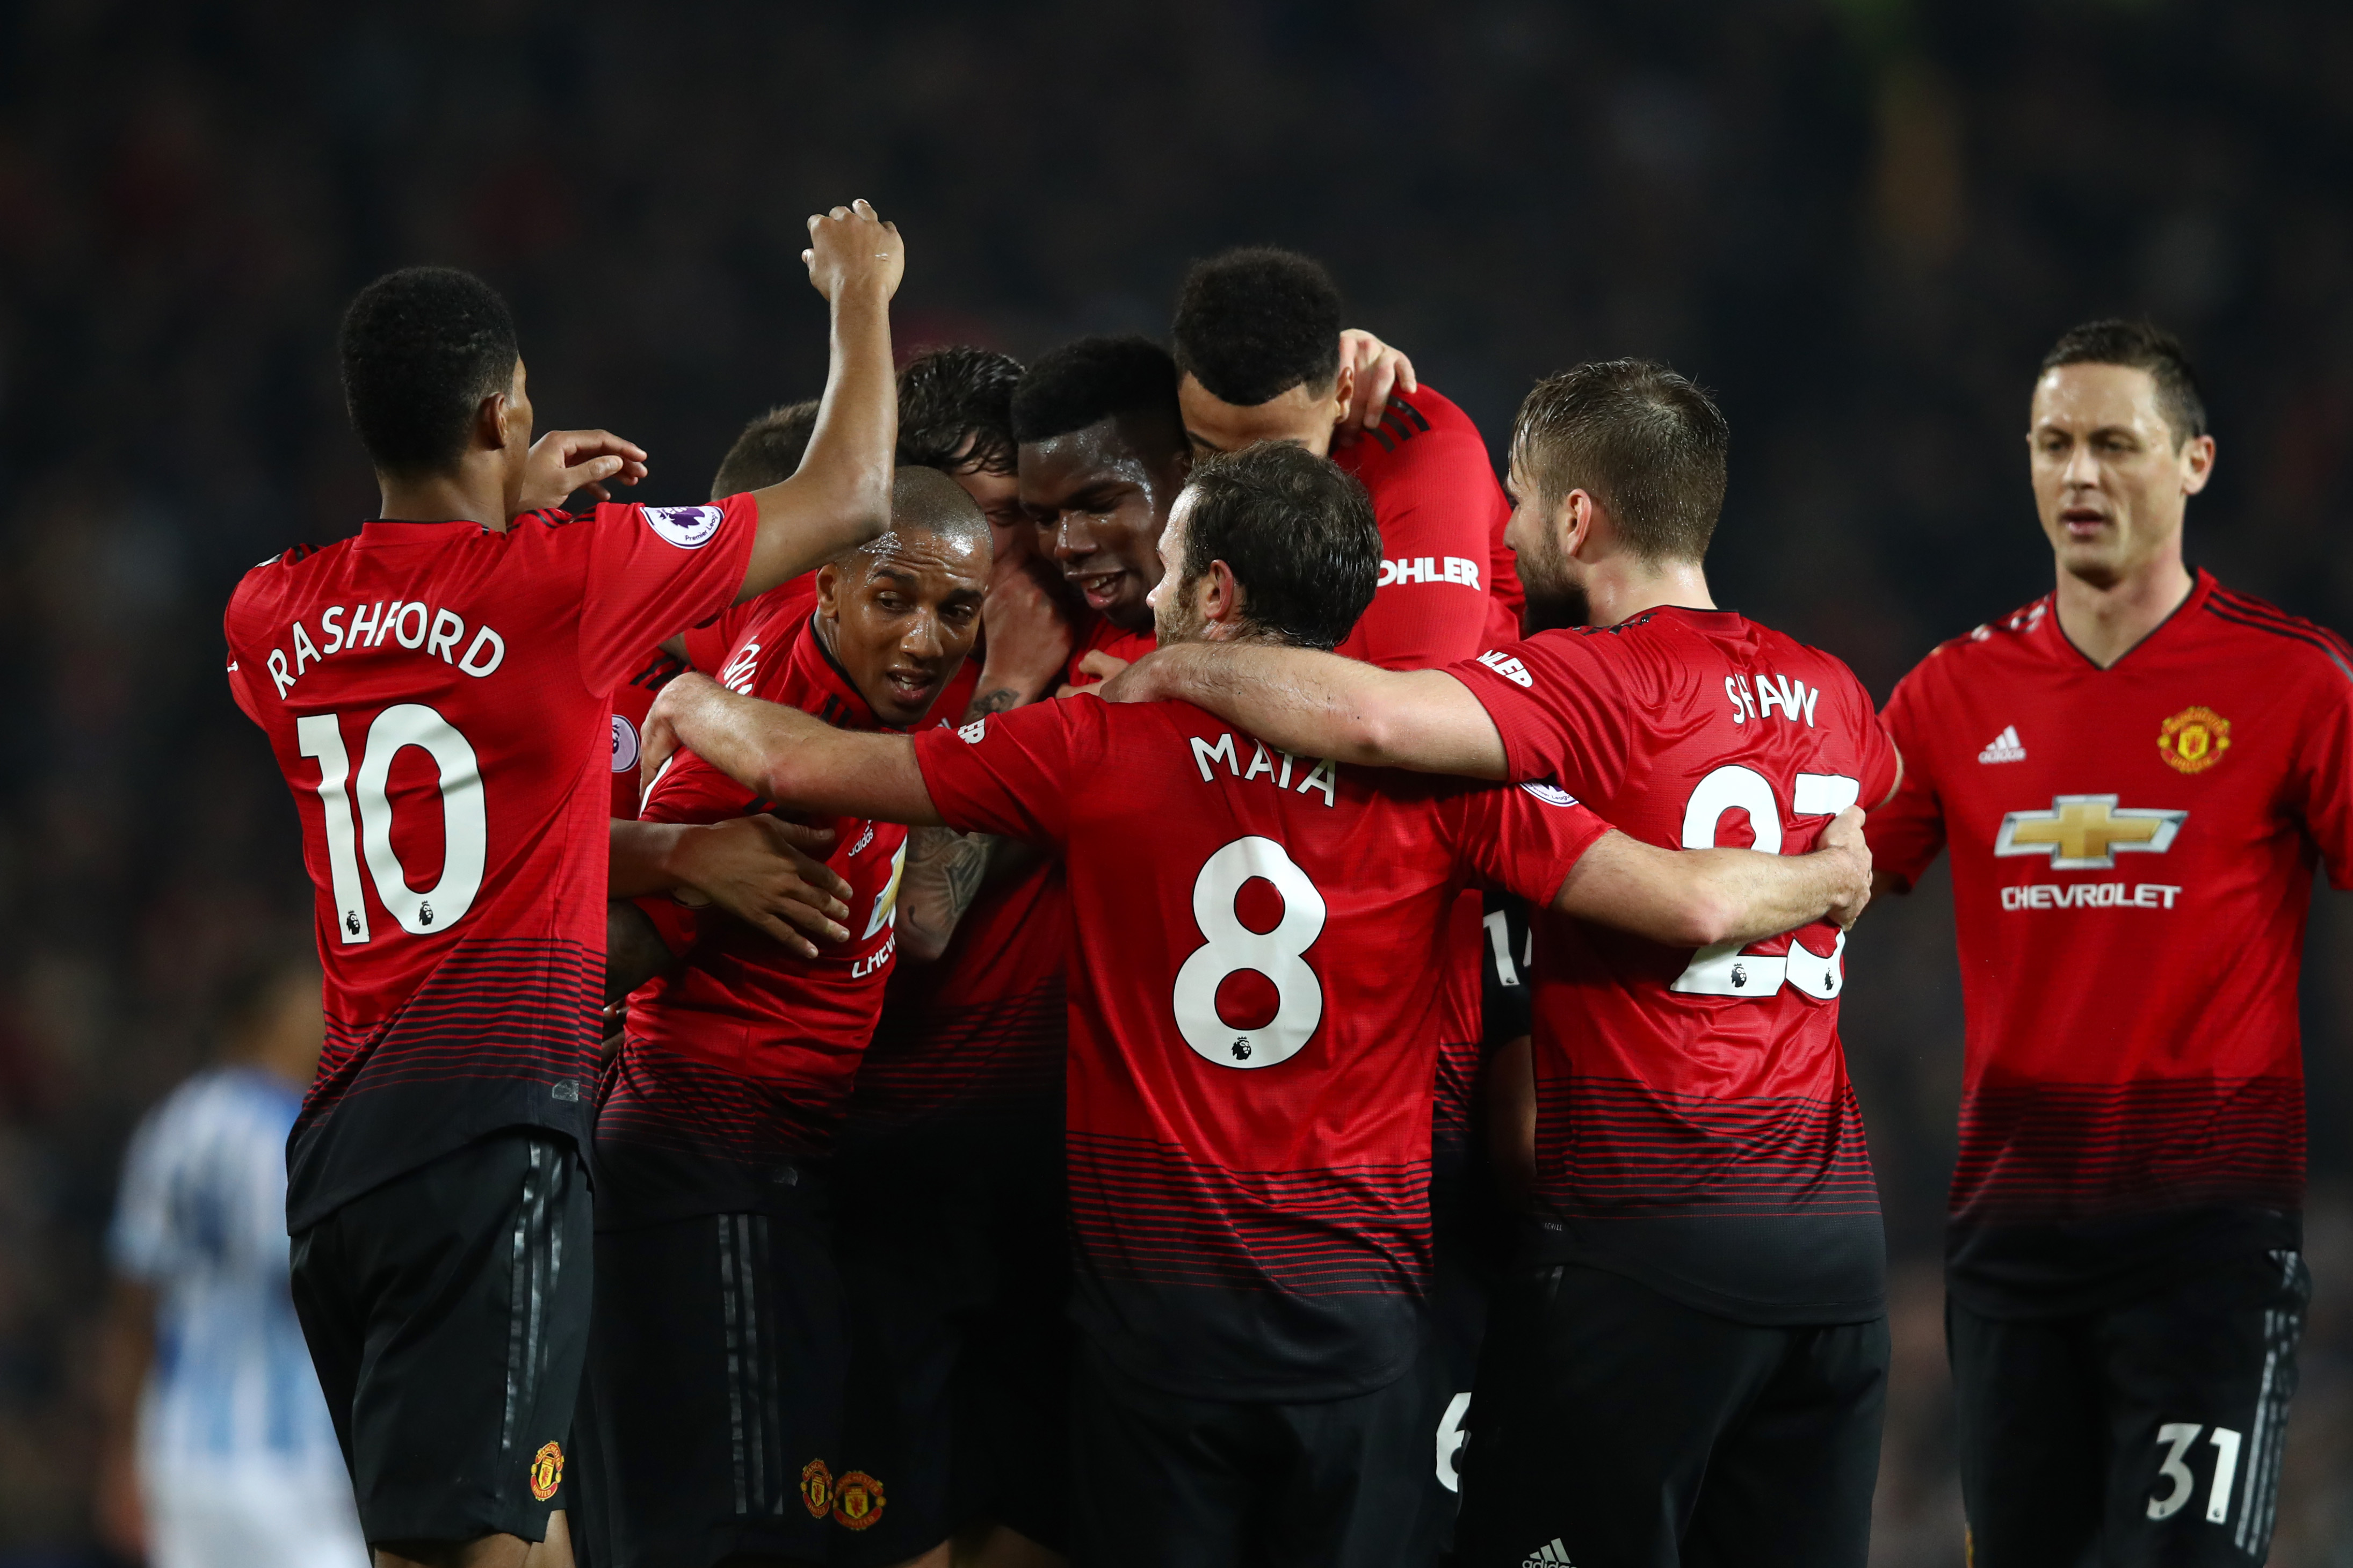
left=1671, top=764, right=1858, bottom=1000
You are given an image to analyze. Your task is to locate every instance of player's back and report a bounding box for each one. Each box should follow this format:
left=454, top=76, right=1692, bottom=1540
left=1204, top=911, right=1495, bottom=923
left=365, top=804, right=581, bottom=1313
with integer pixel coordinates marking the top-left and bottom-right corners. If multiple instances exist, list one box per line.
left=1454, top=607, right=1899, bottom=1324
left=222, top=499, right=755, bottom=1228
left=914, top=694, right=1597, bottom=1399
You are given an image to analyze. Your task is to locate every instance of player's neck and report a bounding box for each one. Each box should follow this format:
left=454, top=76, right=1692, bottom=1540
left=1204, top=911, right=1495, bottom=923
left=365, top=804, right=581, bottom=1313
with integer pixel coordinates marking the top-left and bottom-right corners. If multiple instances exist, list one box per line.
left=2051, top=550, right=2194, bottom=669
left=375, top=468, right=513, bottom=533
left=1584, top=556, right=1716, bottom=628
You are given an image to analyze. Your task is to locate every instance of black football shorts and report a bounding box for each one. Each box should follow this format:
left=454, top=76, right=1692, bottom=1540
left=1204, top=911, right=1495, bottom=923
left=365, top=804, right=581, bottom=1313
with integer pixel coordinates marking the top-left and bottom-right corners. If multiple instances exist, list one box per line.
left=290, top=1129, right=590, bottom=1547
left=581, top=1186, right=866, bottom=1568
left=1949, top=1247, right=2309, bottom=1567
left=1067, top=1338, right=1432, bottom=1568
left=831, top=1112, right=1071, bottom=1566
left=1454, top=1262, right=1887, bottom=1568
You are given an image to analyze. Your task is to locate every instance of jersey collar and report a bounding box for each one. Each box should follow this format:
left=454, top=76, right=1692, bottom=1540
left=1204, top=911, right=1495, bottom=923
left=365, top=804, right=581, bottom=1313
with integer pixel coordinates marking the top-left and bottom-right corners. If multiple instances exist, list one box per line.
left=787, top=611, right=896, bottom=733
left=2046, top=568, right=2213, bottom=671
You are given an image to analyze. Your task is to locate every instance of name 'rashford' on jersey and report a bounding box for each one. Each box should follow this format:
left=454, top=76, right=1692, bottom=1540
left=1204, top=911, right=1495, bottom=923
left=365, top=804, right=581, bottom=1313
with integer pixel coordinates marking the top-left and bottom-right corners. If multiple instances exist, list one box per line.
left=597, top=607, right=911, bottom=1226
left=1869, top=571, right=2353, bottom=1313
left=1451, top=608, right=1900, bottom=1325
left=223, top=499, right=757, bottom=1229
left=911, top=697, right=1605, bottom=1402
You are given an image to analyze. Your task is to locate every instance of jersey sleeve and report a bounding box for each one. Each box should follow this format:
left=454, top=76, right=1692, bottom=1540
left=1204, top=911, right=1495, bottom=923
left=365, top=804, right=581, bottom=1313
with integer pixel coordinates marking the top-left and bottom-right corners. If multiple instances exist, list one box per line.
left=1444, top=630, right=1633, bottom=795
left=226, top=651, right=262, bottom=725
left=571, top=494, right=761, bottom=695
left=1341, top=434, right=1506, bottom=671
left=639, top=745, right=763, bottom=829
left=910, top=699, right=1089, bottom=846
left=682, top=574, right=816, bottom=674
left=1864, top=667, right=1947, bottom=891
left=2289, top=648, right=2353, bottom=889
left=1441, top=781, right=1612, bottom=908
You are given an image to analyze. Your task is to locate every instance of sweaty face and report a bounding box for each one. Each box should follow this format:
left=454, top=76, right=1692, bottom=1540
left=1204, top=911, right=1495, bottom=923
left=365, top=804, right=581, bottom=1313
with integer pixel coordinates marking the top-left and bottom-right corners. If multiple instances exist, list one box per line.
left=1020, top=416, right=1188, bottom=634
left=1177, top=373, right=1344, bottom=461
left=2027, top=364, right=2213, bottom=591
left=815, top=531, right=990, bottom=727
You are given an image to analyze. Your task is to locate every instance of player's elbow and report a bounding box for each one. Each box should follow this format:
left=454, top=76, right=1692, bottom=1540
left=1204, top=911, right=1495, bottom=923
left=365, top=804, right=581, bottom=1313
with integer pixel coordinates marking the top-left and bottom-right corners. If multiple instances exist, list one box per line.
left=1344, top=705, right=1416, bottom=767
left=1664, top=881, right=1747, bottom=949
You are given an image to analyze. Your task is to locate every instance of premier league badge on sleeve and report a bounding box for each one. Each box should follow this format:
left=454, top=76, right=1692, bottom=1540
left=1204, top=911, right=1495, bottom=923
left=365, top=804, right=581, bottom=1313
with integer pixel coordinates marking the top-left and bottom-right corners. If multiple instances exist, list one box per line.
left=642, top=504, right=724, bottom=549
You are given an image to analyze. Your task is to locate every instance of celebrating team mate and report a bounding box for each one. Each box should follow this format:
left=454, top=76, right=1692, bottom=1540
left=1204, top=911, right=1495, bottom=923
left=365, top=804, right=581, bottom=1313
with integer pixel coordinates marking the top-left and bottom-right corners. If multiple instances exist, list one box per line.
left=585, top=470, right=991, bottom=1568
left=1866, top=321, right=2353, bottom=1567
left=1171, top=248, right=1529, bottom=1531
left=1107, top=364, right=1900, bottom=1567
left=221, top=199, right=905, bottom=1568
left=639, top=442, right=1873, bottom=1568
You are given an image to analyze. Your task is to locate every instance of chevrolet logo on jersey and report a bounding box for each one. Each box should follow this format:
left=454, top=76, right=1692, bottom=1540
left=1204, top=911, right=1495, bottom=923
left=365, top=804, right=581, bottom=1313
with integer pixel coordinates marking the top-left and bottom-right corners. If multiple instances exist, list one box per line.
left=1994, top=795, right=2186, bottom=870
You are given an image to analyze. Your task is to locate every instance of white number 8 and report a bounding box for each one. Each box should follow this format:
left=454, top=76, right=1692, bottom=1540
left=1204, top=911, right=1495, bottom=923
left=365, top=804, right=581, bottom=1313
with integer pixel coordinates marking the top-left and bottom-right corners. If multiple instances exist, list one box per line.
left=1172, top=837, right=1327, bottom=1070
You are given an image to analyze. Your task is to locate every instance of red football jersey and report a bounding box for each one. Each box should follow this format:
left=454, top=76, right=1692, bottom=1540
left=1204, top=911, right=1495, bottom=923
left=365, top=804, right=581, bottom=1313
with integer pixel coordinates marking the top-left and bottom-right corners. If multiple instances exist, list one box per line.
left=608, top=649, right=687, bottom=818
left=1330, top=384, right=1523, bottom=665
left=679, top=570, right=816, bottom=675
left=1451, top=608, right=1900, bottom=1324
left=1869, top=572, right=2353, bottom=1312
left=912, top=697, right=1606, bottom=1399
left=223, top=498, right=758, bottom=1228
left=597, top=607, right=912, bottom=1224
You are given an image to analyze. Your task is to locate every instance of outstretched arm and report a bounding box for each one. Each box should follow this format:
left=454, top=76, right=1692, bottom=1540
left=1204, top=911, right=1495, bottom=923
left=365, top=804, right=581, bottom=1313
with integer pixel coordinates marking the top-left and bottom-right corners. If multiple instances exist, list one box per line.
left=734, top=200, right=906, bottom=599
left=1554, top=807, right=1874, bottom=945
left=1104, top=642, right=1510, bottom=779
left=644, top=672, right=944, bottom=827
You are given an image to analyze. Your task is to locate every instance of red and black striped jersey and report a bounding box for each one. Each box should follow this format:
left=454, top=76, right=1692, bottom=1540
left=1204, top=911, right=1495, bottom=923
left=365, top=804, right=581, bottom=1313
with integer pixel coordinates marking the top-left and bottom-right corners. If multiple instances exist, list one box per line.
left=1869, top=570, right=2353, bottom=1313
left=607, top=649, right=687, bottom=818
left=597, top=607, right=911, bottom=1225
left=222, top=497, right=758, bottom=1229
left=912, top=696, right=1605, bottom=1399
left=1452, top=607, right=1900, bottom=1325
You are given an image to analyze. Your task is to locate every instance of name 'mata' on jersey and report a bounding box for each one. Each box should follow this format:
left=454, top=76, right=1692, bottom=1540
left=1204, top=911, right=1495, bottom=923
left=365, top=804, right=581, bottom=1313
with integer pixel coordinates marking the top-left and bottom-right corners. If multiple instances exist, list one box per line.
left=597, top=606, right=910, bottom=1226
left=1450, top=608, right=1900, bottom=1323
left=909, top=696, right=1607, bottom=1400
left=223, top=497, right=758, bottom=1230
left=1869, top=571, right=2353, bottom=1313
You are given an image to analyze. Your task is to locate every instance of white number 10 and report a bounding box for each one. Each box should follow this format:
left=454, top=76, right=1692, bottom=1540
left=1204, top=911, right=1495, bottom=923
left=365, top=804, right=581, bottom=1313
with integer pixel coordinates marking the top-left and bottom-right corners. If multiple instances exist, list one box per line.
left=1669, top=765, right=1858, bottom=1000
left=297, top=706, right=487, bottom=944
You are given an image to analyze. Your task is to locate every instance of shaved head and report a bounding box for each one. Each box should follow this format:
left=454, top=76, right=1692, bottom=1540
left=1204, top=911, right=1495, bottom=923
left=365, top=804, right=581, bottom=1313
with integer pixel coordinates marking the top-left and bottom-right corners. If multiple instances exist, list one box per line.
left=835, top=464, right=991, bottom=567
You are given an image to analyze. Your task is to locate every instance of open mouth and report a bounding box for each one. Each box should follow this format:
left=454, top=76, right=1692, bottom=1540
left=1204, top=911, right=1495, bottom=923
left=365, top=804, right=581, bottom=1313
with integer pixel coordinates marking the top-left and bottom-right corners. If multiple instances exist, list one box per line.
left=1070, top=569, right=1127, bottom=610
left=882, top=668, right=940, bottom=706
left=2060, top=506, right=2110, bottom=538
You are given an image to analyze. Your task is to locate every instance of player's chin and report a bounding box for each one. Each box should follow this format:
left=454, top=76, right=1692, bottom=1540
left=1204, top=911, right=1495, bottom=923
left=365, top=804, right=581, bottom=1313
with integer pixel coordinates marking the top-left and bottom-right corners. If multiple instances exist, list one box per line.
left=876, top=669, right=946, bottom=724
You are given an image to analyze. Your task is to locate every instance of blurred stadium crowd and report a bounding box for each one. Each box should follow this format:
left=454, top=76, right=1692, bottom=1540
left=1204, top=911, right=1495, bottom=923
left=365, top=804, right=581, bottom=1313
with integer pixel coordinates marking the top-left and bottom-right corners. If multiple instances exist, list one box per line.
left=1, top=0, right=2349, bottom=1562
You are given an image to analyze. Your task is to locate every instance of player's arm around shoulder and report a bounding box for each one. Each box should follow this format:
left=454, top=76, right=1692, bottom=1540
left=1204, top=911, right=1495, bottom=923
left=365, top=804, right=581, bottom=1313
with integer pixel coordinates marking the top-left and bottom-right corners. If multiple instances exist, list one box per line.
left=1554, top=807, right=1876, bottom=947
left=644, top=671, right=943, bottom=827
left=733, top=200, right=906, bottom=598
left=1104, top=642, right=1510, bottom=778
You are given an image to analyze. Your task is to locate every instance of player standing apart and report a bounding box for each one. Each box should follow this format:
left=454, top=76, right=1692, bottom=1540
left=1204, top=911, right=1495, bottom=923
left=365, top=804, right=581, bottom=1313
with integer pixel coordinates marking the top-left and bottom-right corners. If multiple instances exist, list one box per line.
left=639, top=441, right=1874, bottom=1568
left=1866, top=320, right=2352, bottom=1567
left=1109, top=362, right=1901, bottom=1567
left=222, top=201, right=904, bottom=1568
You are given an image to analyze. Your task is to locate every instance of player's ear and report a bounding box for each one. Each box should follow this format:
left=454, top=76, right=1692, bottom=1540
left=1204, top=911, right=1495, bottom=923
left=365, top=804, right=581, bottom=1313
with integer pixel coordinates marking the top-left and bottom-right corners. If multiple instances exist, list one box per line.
left=2180, top=432, right=2217, bottom=496
left=1559, top=489, right=1598, bottom=557
left=1327, top=362, right=1355, bottom=426
left=814, top=562, right=843, bottom=618
left=1207, top=558, right=1243, bottom=624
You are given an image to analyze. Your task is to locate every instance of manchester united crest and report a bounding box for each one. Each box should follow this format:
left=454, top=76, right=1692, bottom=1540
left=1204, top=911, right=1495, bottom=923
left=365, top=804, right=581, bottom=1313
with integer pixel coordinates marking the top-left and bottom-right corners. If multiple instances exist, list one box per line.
left=528, top=1440, right=564, bottom=1502
left=800, top=1458, right=835, bottom=1518
left=2157, top=706, right=2231, bottom=774
left=832, top=1470, right=887, bottom=1531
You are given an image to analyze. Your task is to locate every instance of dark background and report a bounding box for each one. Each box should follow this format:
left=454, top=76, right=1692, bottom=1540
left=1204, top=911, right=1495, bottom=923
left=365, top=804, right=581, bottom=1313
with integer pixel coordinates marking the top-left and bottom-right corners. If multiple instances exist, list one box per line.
left=2, top=0, right=2349, bottom=1560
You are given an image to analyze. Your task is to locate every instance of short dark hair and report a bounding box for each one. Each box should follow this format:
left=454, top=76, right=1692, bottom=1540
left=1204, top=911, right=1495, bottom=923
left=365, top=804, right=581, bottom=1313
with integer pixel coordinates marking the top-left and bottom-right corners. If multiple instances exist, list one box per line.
left=897, top=346, right=1023, bottom=475
left=710, top=400, right=820, bottom=498
left=2039, top=318, right=2208, bottom=448
left=1511, top=360, right=1729, bottom=564
left=339, top=267, right=519, bottom=477
left=1178, top=442, right=1379, bottom=650
left=835, top=466, right=991, bottom=568
left=1009, top=336, right=1182, bottom=445
left=1170, top=246, right=1343, bottom=406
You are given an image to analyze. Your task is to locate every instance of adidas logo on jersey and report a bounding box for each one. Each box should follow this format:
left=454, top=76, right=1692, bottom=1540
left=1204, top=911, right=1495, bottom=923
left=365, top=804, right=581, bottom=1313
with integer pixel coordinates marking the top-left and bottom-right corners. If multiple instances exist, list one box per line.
left=1978, top=725, right=2026, bottom=764
left=1522, top=1540, right=1576, bottom=1567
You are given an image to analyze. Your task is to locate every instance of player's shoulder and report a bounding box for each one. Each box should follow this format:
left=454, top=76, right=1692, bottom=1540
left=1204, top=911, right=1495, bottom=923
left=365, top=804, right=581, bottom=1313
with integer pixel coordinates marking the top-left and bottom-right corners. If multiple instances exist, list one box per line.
left=229, top=536, right=346, bottom=612
left=1352, top=383, right=1490, bottom=467
left=1893, top=594, right=2057, bottom=694
left=139, top=1066, right=296, bottom=1153
left=2195, top=579, right=2353, bottom=691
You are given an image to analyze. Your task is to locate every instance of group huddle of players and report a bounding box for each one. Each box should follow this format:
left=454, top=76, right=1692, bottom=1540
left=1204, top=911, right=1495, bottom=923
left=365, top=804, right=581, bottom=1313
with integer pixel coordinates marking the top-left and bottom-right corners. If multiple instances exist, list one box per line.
left=223, top=199, right=2352, bottom=1568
